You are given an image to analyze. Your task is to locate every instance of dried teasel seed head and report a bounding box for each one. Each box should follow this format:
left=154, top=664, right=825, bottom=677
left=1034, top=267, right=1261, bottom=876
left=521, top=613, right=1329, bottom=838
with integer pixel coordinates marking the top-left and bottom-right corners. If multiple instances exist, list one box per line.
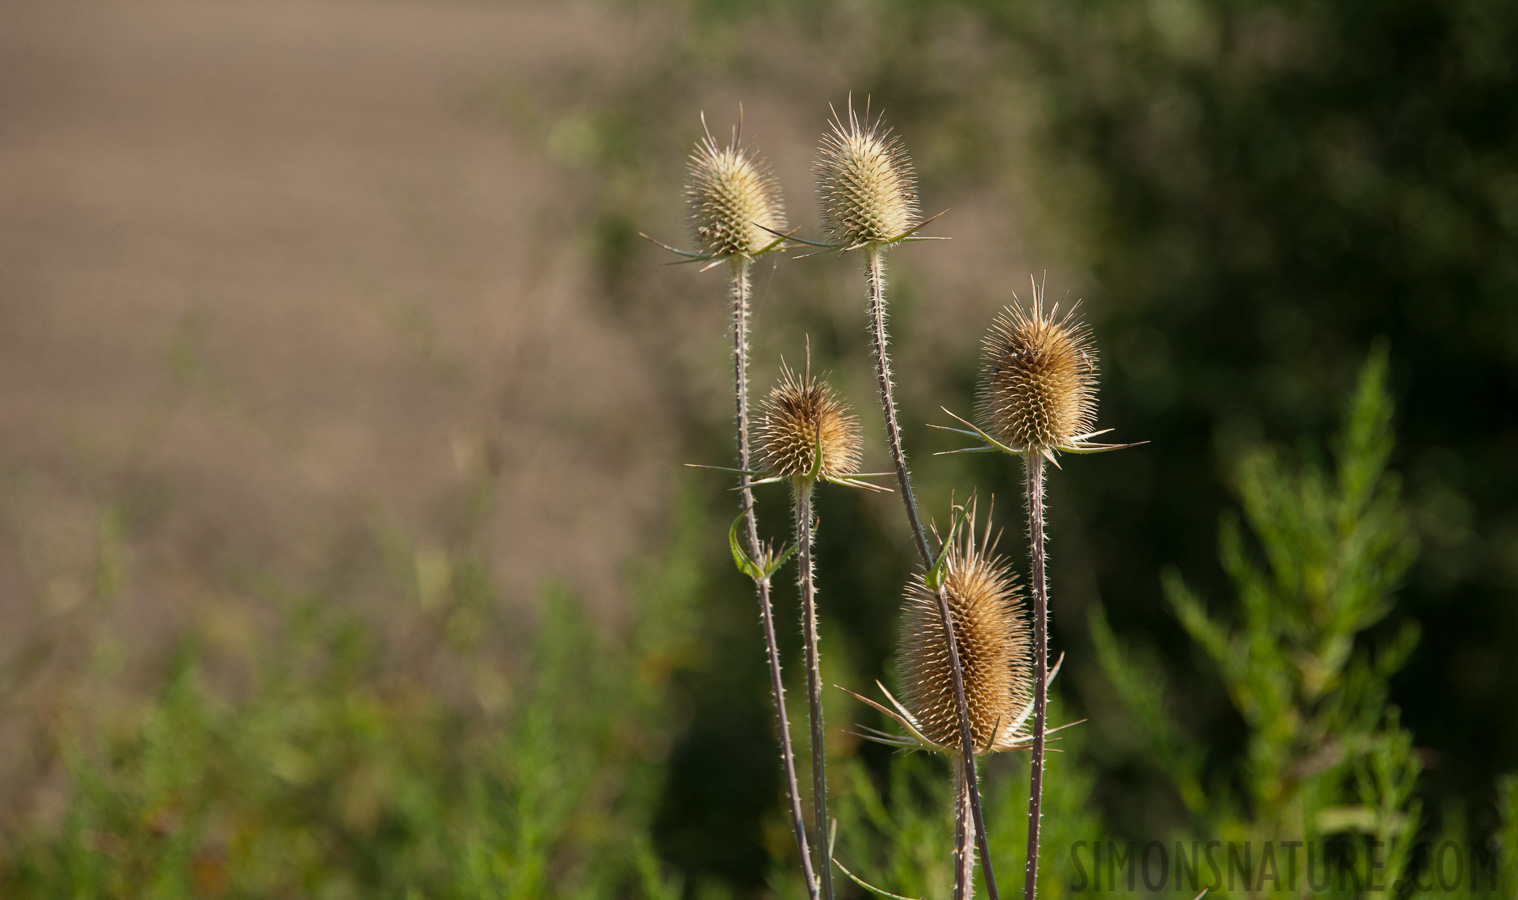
left=685, top=118, right=786, bottom=260
left=899, top=502, right=1032, bottom=753
left=978, top=297, right=1098, bottom=454
left=816, top=104, right=919, bottom=248
left=756, top=359, right=861, bottom=485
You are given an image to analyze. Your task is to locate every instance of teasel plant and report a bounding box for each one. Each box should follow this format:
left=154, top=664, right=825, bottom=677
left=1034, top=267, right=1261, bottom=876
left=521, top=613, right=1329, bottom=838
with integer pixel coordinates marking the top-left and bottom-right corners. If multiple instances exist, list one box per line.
left=782, top=100, right=1001, bottom=900
left=641, top=113, right=822, bottom=898
left=754, top=350, right=889, bottom=899
left=936, top=280, right=1141, bottom=900
left=841, top=496, right=1071, bottom=900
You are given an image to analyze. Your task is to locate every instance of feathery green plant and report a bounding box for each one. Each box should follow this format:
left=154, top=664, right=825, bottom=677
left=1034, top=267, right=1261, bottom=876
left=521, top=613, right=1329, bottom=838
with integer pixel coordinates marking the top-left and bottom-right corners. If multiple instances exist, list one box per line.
left=1087, top=347, right=1517, bottom=898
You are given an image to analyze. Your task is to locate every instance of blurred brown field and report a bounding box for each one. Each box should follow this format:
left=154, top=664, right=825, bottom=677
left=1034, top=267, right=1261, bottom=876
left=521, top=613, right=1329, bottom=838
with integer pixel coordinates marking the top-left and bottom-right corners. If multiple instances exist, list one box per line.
left=0, top=3, right=691, bottom=616
left=0, top=0, right=711, bottom=815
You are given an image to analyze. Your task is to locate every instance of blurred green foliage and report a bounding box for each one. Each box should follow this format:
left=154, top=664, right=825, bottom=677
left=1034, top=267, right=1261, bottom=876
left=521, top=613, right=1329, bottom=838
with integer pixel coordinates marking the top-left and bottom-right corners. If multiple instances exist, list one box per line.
left=820, top=352, right=1514, bottom=898
left=1080, top=350, right=1498, bottom=896
left=974, top=0, right=1518, bottom=819
left=1164, top=347, right=1419, bottom=835
left=1, top=353, right=1513, bottom=898
left=0, top=499, right=706, bottom=899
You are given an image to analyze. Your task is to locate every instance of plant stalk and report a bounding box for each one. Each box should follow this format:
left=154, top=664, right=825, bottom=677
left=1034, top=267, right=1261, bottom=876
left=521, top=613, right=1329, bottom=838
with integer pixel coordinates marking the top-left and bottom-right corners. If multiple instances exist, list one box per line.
left=864, top=247, right=999, bottom=900
left=955, top=755, right=978, bottom=900
left=795, top=484, right=834, bottom=900
left=1021, top=452, right=1048, bottom=900
left=731, top=259, right=819, bottom=899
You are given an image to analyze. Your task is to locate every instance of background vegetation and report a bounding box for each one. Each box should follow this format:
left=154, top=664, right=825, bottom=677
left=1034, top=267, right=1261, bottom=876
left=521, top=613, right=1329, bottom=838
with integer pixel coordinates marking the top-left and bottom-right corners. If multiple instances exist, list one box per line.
left=1, top=0, right=1514, bottom=896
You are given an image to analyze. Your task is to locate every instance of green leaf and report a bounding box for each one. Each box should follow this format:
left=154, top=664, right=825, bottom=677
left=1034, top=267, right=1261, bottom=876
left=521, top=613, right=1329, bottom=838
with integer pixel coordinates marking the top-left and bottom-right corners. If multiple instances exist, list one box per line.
left=762, top=542, right=797, bottom=580
left=925, top=501, right=973, bottom=589
left=727, top=510, right=763, bottom=582
left=807, top=429, right=824, bottom=482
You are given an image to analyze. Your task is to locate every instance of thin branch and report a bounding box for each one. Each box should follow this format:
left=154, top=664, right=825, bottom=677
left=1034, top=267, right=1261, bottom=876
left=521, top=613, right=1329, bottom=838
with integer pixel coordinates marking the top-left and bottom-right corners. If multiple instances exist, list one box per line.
left=955, top=755, right=977, bottom=899
left=731, top=259, right=819, bottom=899
left=1021, top=452, right=1049, bottom=900
left=864, top=247, right=999, bottom=900
left=796, top=484, right=835, bottom=900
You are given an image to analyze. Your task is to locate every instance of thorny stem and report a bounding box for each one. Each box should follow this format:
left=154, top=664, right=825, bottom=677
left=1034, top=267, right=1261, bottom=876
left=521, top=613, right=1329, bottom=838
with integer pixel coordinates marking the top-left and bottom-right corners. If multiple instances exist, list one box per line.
left=955, top=756, right=978, bottom=900
left=731, top=259, right=820, bottom=899
left=865, top=248, right=999, bottom=900
left=864, top=251, right=931, bottom=566
left=1021, top=453, right=1048, bottom=900
left=796, top=485, right=835, bottom=900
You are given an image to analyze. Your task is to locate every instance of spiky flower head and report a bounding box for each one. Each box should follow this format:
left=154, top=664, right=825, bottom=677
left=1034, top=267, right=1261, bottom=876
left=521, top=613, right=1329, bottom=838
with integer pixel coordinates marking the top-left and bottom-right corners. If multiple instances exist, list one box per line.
left=756, top=359, right=862, bottom=486
left=816, top=103, right=919, bottom=248
left=978, top=295, right=1098, bottom=456
left=896, top=502, right=1033, bottom=754
left=685, top=118, right=786, bottom=261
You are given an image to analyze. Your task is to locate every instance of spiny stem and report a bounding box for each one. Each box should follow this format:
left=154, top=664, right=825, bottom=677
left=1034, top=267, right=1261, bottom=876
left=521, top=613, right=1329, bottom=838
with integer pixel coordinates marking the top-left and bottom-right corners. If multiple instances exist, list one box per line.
left=955, top=755, right=978, bottom=900
left=864, top=247, right=999, bottom=900
left=864, top=250, right=931, bottom=566
left=731, top=259, right=819, bottom=899
left=1021, top=453, right=1048, bottom=900
left=795, top=484, right=834, bottom=900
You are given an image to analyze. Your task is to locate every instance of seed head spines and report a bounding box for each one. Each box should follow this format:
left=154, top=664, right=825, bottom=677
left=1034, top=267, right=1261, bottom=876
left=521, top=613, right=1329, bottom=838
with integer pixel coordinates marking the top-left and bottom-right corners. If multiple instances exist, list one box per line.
left=978, top=295, right=1098, bottom=455
left=757, top=359, right=862, bottom=486
left=898, top=501, right=1033, bottom=754
left=685, top=116, right=786, bottom=261
left=816, top=103, right=920, bottom=248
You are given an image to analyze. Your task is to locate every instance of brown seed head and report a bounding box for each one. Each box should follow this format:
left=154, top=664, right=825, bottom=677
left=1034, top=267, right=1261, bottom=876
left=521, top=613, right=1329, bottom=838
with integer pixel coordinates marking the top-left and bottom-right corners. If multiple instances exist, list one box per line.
left=685, top=122, right=786, bottom=260
left=978, top=298, right=1098, bottom=453
left=757, top=360, right=861, bottom=484
left=899, top=503, right=1032, bottom=753
left=816, top=104, right=919, bottom=247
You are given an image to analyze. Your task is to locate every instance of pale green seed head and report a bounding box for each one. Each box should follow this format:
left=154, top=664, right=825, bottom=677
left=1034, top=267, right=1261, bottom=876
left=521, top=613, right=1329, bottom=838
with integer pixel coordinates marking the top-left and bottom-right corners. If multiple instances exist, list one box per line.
left=686, top=128, right=786, bottom=260
left=816, top=105, right=919, bottom=248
